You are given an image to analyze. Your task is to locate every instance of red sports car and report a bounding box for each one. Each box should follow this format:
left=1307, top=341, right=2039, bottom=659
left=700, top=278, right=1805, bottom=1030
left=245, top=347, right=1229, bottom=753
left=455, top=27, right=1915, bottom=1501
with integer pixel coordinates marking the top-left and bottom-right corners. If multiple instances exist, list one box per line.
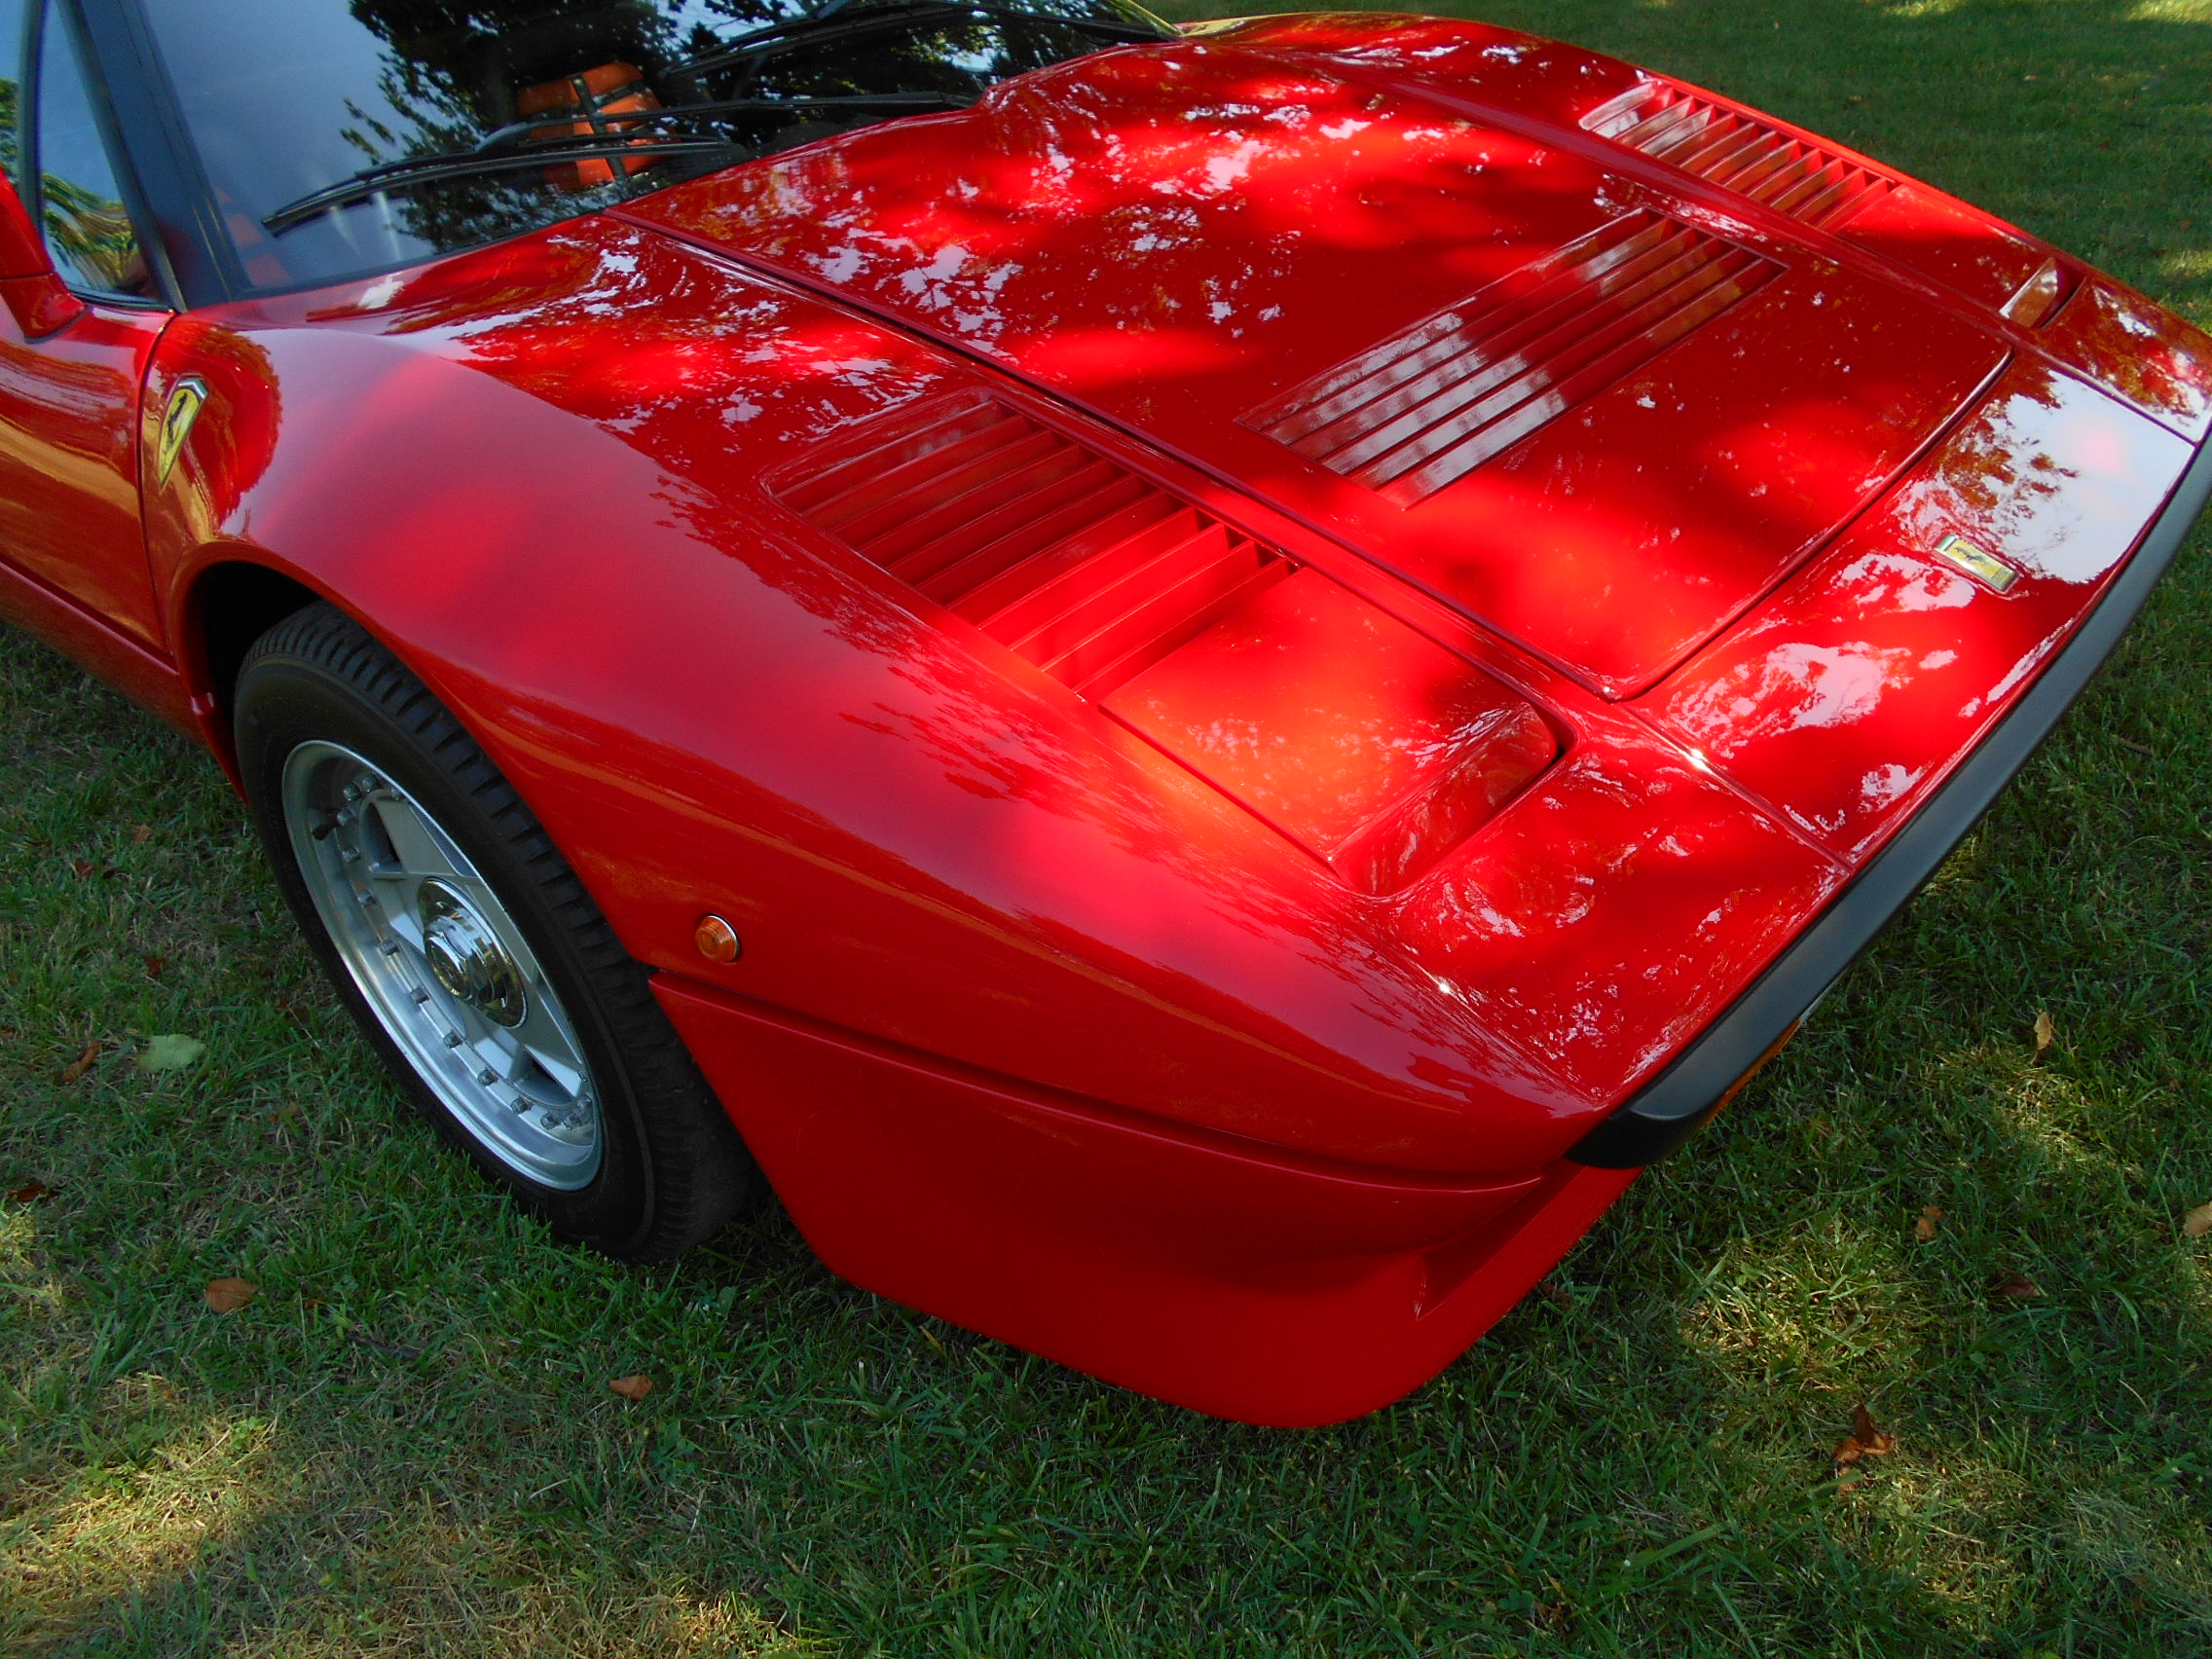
left=4, top=0, right=2204, bottom=1424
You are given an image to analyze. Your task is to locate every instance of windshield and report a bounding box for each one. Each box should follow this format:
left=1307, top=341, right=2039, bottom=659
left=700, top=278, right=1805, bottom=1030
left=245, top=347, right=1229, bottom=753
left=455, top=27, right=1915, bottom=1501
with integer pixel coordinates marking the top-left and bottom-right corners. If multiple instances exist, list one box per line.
left=141, top=0, right=1172, bottom=292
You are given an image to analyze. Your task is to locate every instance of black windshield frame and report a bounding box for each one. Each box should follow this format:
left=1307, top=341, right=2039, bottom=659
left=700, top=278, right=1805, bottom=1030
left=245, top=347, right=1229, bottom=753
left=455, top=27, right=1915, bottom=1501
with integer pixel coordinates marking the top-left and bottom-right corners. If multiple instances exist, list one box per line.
left=78, top=0, right=242, bottom=304
left=72, top=0, right=1172, bottom=310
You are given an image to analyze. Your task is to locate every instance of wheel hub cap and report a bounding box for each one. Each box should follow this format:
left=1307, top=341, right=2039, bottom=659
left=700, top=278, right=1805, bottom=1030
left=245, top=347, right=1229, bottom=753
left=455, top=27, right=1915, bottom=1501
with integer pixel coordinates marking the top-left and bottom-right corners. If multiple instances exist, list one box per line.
left=419, top=881, right=527, bottom=1027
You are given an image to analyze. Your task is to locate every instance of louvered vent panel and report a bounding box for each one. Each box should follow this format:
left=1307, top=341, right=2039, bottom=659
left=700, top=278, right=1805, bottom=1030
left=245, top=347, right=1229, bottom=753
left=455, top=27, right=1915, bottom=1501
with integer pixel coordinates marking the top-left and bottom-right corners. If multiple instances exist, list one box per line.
left=1582, top=81, right=1895, bottom=231
left=1244, top=210, right=1778, bottom=505
left=774, top=394, right=1289, bottom=696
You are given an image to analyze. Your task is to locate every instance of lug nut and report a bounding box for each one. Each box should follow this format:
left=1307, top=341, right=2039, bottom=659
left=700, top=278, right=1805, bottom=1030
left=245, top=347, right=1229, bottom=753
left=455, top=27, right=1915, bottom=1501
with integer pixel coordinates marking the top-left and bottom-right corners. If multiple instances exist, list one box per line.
left=693, top=914, right=741, bottom=964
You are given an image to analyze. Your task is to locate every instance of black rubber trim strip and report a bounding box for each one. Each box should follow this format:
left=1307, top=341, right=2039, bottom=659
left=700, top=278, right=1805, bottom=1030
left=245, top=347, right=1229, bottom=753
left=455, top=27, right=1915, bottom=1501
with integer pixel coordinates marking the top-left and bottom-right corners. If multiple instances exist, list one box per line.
left=1567, top=425, right=2212, bottom=1169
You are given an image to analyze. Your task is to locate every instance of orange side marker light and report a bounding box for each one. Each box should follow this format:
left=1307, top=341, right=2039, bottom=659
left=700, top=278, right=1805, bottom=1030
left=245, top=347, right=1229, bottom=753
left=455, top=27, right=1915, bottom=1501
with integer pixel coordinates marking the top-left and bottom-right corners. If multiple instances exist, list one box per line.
left=693, top=914, right=741, bottom=964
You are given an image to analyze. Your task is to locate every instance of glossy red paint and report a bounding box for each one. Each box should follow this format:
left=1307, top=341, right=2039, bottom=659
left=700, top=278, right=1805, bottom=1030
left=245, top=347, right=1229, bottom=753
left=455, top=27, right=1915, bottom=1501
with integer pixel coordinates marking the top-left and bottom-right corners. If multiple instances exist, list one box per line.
left=1102, top=569, right=1559, bottom=896
left=2043, top=276, right=2212, bottom=443
left=0, top=301, right=168, bottom=646
left=764, top=387, right=1299, bottom=696
left=621, top=14, right=2142, bottom=701
left=654, top=973, right=1636, bottom=1426
left=0, top=179, right=85, bottom=339
left=1839, top=185, right=2054, bottom=314
left=142, top=234, right=1620, bottom=1177
left=1641, top=360, right=2194, bottom=859
left=3, top=14, right=2205, bottom=1421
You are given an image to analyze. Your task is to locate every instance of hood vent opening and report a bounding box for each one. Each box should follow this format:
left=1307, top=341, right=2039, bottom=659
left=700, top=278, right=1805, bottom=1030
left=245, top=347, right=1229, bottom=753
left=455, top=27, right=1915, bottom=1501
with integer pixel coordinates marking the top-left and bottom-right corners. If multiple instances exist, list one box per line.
left=1101, top=569, right=1561, bottom=895
left=776, top=395, right=1563, bottom=892
left=1245, top=210, right=1778, bottom=504
left=773, top=393, right=1290, bottom=696
left=1582, top=82, right=1895, bottom=233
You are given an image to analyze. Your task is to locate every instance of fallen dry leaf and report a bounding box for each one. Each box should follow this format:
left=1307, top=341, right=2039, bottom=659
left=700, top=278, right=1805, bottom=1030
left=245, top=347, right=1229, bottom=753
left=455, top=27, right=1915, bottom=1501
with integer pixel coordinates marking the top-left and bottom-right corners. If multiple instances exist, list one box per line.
left=608, top=1373, right=653, bottom=1402
left=2181, top=1202, right=2212, bottom=1240
left=136, top=1034, right=206, bottom=1072
left=58, top=1041, right=99, bottom=1084
left=70, top=859, right=94, bottom=880
left=8, top=1181, right=55, bottom=1203
left=1994, top=1272, right=2043, bottom=1301
left=203, top=1277, right=257, bottom=1313
left=1537, top=1279, right=1571, bottom=1309
left=1833, top=1403, right=1898, bottom=1468
left=1914, top=1204, right=1942, bottom=1243
left=142, top=955, right=167, bottom=978
left=2033, top=1012, right=2055, bottom=1053
left=130, top=824, right=153, bottom=843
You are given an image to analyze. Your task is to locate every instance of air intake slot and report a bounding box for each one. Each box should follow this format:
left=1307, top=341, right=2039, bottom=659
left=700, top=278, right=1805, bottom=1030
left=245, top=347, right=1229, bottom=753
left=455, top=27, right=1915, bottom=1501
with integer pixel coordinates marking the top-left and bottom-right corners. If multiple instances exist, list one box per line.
left=773, top=394, right=1289, bottom=696
left=1244, top=210, right=1778, bottom=505
left=1582, top=81, right=1895, bottom=232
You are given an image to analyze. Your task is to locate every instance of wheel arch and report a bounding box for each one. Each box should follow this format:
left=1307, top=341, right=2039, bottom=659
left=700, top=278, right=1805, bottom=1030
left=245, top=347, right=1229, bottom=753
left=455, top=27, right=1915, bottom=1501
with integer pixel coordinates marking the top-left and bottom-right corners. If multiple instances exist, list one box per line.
left=175, top=555, right=347, bottom=776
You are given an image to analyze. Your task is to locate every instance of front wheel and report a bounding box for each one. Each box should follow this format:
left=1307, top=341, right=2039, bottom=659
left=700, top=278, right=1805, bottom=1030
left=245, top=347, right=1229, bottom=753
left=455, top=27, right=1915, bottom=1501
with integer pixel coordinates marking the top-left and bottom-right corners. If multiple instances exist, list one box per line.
left=235, top=602, right=757, bottom=1261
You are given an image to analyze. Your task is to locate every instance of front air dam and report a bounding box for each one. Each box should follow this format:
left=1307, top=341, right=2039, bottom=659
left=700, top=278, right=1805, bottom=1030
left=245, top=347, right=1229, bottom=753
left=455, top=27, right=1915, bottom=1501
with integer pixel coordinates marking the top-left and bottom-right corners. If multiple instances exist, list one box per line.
left=652, top=977, right=1637, bottom=1426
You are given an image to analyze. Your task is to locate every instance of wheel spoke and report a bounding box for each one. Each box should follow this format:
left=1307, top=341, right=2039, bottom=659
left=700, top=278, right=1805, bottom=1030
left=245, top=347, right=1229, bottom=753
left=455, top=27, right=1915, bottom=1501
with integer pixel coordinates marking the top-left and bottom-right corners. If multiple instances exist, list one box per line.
left=507, top=992, right=589, bottom=1097
left=356, top=790, right=473, bottom=947
left=364, top=790, right=465, bottom=882
left=360, top=879, right=427, bottom=952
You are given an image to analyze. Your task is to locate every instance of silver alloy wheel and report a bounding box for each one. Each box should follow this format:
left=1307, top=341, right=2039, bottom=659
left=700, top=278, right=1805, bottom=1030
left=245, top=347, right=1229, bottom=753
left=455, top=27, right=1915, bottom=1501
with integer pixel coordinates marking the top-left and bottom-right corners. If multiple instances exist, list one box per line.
left=280, top=740, right=604, bottom=1189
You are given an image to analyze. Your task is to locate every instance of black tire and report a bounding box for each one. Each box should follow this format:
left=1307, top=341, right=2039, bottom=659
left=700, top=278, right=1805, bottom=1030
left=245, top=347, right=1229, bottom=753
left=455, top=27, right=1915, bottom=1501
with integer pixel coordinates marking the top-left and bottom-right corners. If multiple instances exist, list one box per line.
left=234, top=601, right=758, bottom=1261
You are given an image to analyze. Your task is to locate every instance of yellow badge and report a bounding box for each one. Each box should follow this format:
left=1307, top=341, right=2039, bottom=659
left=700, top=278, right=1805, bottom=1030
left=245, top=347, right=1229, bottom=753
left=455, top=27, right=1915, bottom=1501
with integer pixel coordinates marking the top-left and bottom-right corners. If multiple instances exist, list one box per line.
left=1933, top=533, right=2019, bottom=593
left=154, top=376, right=209, bottom=488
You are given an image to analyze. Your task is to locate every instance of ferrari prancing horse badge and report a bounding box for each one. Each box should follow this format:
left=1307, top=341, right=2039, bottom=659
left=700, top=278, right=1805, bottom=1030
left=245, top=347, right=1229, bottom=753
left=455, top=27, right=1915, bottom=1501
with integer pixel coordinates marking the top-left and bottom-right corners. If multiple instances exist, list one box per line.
left=154, top=376, right=209, bottom=488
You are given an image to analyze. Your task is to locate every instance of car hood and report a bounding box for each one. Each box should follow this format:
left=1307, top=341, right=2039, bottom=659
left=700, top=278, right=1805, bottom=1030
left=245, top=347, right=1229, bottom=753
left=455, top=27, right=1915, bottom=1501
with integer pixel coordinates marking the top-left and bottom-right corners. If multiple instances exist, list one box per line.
left=621, top=13, right=2054, bottom=698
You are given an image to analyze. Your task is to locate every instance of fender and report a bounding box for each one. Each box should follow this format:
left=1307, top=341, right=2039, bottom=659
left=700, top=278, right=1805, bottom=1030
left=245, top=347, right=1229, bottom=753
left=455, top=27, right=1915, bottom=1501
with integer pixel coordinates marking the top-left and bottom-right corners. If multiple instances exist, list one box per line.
left=143, top=226, right=1647, bottom=1184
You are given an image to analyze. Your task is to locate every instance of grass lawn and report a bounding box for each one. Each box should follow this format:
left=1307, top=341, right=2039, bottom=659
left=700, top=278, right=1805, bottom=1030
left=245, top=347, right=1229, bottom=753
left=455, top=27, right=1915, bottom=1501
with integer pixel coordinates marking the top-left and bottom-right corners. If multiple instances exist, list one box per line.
left=5, top=0, right=2211, bottom=1652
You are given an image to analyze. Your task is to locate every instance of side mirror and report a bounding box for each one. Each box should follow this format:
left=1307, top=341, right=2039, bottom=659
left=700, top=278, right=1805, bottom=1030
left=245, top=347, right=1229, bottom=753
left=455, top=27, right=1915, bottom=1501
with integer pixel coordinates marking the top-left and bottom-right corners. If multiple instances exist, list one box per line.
left=0, top=173, right=86, bottom=338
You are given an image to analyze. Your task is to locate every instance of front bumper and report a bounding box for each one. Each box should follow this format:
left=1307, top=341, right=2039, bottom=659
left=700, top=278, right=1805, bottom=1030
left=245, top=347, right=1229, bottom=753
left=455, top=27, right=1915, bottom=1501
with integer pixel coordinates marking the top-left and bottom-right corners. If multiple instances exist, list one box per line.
left=1568, top=430, right=2212, bottom=1168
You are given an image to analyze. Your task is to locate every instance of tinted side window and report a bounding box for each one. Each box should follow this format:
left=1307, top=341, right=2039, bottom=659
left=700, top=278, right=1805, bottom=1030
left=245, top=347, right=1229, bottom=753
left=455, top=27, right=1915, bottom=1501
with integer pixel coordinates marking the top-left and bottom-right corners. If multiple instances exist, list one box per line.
left=35, top=6, right=146, bottom=295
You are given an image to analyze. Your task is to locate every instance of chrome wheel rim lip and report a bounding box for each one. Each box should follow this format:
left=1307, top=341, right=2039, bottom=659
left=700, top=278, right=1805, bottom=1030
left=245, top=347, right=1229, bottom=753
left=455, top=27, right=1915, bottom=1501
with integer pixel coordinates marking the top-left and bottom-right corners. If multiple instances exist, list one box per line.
left=280, top=740, right=604, bottom=1190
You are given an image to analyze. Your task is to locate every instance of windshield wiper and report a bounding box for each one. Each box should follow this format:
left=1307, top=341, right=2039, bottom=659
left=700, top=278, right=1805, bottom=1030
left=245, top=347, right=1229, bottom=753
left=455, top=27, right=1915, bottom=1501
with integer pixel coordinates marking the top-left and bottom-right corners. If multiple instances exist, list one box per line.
left=677, top=0, right=1166, bottom=77
left=262, top=93, right=968, bottom=234
left=462, top=90, right=971, bottom=158
left=263, top=137, right=746, bottom=233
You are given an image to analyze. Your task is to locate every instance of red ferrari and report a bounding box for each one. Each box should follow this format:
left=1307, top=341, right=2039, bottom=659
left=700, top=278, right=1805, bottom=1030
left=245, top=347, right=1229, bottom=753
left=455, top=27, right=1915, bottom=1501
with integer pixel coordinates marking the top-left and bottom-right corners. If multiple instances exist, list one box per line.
left=4, top=0, right=2204, bottom=1424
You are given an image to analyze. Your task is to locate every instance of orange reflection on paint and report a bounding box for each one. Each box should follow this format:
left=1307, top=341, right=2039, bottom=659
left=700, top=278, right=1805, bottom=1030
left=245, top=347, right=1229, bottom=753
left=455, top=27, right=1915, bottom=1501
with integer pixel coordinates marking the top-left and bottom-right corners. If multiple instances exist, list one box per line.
left=1104, top=569, right=1557, bottom=893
